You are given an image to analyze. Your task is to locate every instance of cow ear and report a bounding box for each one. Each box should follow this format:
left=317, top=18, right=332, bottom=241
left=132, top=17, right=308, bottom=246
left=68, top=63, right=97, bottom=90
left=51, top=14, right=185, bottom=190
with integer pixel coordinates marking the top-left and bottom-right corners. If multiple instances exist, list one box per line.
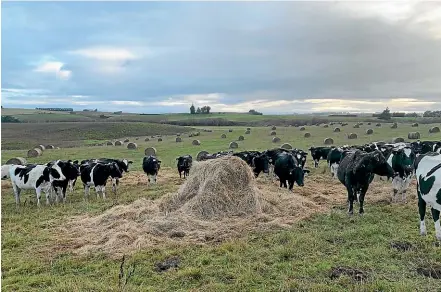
left=176, top=157, right=179, bottom=160
left=73, top=160, right=79, bottom=164
left=46, top=162, right=52, bottom=167
left=67, top=159, right=72, bottom=164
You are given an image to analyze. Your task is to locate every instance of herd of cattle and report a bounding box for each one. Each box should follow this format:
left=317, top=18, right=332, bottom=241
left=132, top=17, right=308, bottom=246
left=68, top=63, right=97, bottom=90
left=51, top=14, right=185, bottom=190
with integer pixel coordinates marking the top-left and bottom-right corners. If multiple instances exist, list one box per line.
left=1, top=139, right=440, bottom=240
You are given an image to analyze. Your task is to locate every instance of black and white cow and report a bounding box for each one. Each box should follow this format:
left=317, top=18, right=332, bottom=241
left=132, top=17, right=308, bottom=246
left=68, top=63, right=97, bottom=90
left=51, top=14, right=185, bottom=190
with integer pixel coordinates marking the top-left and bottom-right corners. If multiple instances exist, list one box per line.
left=274, top=152, right=310, bottom=190
left=309, top=146, right=333, bottom=168
left=80, top=162, right=123, bottom=199
left=97, top=158, right=133, bottom=193
left=9, top=161, right=67, bottom=206
left=51, top=160, right=81, bottom=203
left=176, top=155, right=192, bottom=178
left=337, top=150, right=395, bottom=215
left=2, top=165, right=12, bottom=180
left=414, top=152, right=441, bottom=240
left=387, top=146, right=416, bottom=203
left=327, top=147, right=344, bottom=178
left=142, top=156, right=161, bottom=184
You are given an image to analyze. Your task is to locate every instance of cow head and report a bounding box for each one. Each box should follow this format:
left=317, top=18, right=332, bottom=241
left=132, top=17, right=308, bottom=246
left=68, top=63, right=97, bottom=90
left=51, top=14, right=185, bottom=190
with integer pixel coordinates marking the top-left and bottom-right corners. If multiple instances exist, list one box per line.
left=290, top=166, right=308, bottom=187
left=122, top=159, right=133, bottom=172
left=370, top=150, right=395, bottom=178
left=47, top=161, right=67, bottom=181
left=64, top=160, right=81, bottom=179
left=391, top=147, right=415, bottom=177
left=176, top=155, right=192, bottom=169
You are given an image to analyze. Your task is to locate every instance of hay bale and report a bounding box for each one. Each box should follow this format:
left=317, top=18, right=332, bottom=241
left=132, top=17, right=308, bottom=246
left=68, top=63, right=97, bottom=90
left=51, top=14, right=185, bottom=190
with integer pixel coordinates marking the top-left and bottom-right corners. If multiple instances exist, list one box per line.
left=376, top=123, right=382, bottom=127
left=272, top=137, right=281, bottom=143
left=195, top=132, right=201, bottom=136
left=245, top=130, right=251, bottom=135
left=229, top=129, right=233, bottom=132
left=144, top=138, right=150, bottom=142
left=429, top=126, right=440, bottom=133
left=135, top=137, right=139, bottom=140
left=247, top=127, right=251, bottom=131
left=270, top=131, right=277, bottom=136
left=367, top=122, right=371, bottom=125
left=323, top=124, right=329, bottom=128
left=35, top=145, right=45, bottom=151
left=106, top=141, right=114, bottom=146
left=6, top=157, right=27, bottom=165
left=192, top=140, right=201, bottom=146
left=221, top=134, right=227, bottom=139
left=176, top=137, right=182, bottom=143
left=412, top=123, right=419, bottom=127
left=161, top=156, right=261, bottom=220
left=353, top=124, right=360, bottom=128
left=366, top=129, right=374, bottom=135
left=229, top=141, right=239, bottom=149
left=196, top=151, right=209, bottom=161
left=115, top=141, right=123, bottom=146
left=391, top=123, right=398, bottom=129
left=124, top=139, right=130, bottom=143
left=158, top=138, right=163, bottom=142
left=189, top=133, right=194, bottom=138
left=299, top=127, right=306, bottom=131
left=304, top=132, right=311, bottom=138
left=333, top=127, right=341, bottom=132
left=358, top=122, right=364, bottom=125
left=393, top=137, right=405, bottom=143
left=238, top=136, right=245, bottom=141
left=144, top=147, right=157, bottom=156
left=176, top=133, right=181, bottom=137
left=408, top=132, right=421, bottom=140
left=45, top=145, right=55, bottom=149
left=280, top=143, right=292, bottom=150
left=27, top=148, right=42, bottom=158
left=127, top=142, right=138, bottom=149
left=271, top=126, right=277, bottom=130
left=348, top=133, right=358, bottom=139
left=324, top=138, right=334, bottom=145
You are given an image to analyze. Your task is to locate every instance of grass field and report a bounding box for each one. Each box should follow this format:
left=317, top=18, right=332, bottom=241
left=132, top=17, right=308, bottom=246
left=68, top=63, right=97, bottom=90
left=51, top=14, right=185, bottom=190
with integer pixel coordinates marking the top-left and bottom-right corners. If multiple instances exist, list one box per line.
left=2, top=117, right=441, bottom=291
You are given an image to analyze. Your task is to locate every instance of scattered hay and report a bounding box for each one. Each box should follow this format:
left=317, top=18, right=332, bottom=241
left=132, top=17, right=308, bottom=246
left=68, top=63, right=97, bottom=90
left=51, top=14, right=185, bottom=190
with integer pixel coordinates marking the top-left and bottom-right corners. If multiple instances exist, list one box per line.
left=366, top=129, right=374, bottom=135
left=192, top=140, right=201, bottom=146
left=429, top=126, right=440, bottom=133
left=408, top=132, right=420, bottom=140
left=196, top=151, right=209, bottom=161
left=45, top=145, right=55, bottom=149
left=376, top=123, right=382, bottom=127
left=6, top=157, right=27, bottom=165
left=144, top=147, right=157, bottom=156
left=412, top=123, right=419, bottom=127
left=348, top=133, right=358, bottom=139
left=176, top=137, right=182, bottom=143
left=115, top=141, right=123, bottom=146
left=35, top=145, right=45, bottom=151
left=280, top=143, right=292, bottom=150
left=127, top=142, right=138, bottom=149
left=393, top=137, right=405, bottom=143
left=272, top=137, right=281, bottom=143
left=158, top=138, right=163, bottom=142
left=270, top=131, right=277, bottom=136
left=271, top=126, right=277, bottom=130
left=107, top=141, right=114, bottom=146
left=299, top=127, right=306, bottom=131
left=324, top=138, right=334, bottom=145
left=229, top=141, right=239, bottom=149
left=27, top=148, right=42, bottom=158
left=124, top=139, right=130, bottom=143
left=333, top=128, right=341, bottom=132
left=304, top=132, right=311, bottom=138
left=391, top=123, right=398, bottom=129
left=238, top=136, right=245, bottom=141
left=221, top=134, right=227, bottom=139
left=245, top=130, right=251, bottom=135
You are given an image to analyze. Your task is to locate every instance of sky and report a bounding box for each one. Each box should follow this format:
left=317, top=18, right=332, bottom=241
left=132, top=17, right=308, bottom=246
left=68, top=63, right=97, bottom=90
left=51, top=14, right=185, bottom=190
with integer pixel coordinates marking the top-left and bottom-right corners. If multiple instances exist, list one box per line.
left=1, top=1, right=441, bottom=114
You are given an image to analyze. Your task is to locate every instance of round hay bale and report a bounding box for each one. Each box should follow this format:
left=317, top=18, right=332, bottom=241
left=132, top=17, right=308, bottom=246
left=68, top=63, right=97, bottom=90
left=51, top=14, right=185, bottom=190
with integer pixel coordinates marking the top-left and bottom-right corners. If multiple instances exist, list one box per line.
left=144, top=147, right=157, bottom=156
left=367, top=122, right=371, bottom=125
left=45, top=145, right=55, bottom=149
left=151, top=136, right=155, bottom=138
left=358, top=122, right=364, bottom=125
left=238, top=135, right=245, bottom=141
left=247, top=127, right=251, bottom=131
left=229, top=129, right=233, bottom=132
left=229, top=141, right=239, bottom=149
left=35, top=145, right=45, bottom=151
left=195, top=132, right=201, bottom=136
left=324, top=138, right=334, bottom=145
left=158, top=138, right=163, bottom=142
left=330, top=122, right=335, bottom=125
left=366, top=129, right=374, bottom=135
left=115, top=141, right=123, bottom=146
left=412, top=123, right=419, bottom=127
left=245, top=130, right=251, bottom=135
left=127, top=142, right=138, bottom=149
left=124, top=139, right=130, bottom=143
left=429, top=126, right=440, bottom=133
left=408, top=132, right=421, bottom=140
left=144, top=137, right=150, bottom=142
left=299, top=127, right=306, bottom=131
left=341, top=123, right=348, bottom=126
left=176, top=137, right=182, bottom=143
left=106, top=141, right=114, bottom=146
left=272, top=137, right=281, bottom=143
left=27, top=148, right=42, bottom=158
left=221, top=134, right=227, bottom=139
left=6, top=157, right=27, bottom=165
left=348, top=133, right=358, bottom=139
left=323, top=124, right=329, bottom=128
left=136, top=137, right=139, bottom=140
left=271, top=126, right=277, bottom=130
left=192, top=140, right=201, bottom=146
left=196, top=151, right=209, bottom=161
left=160, top=156, right=261, bottom=219
left=376, top=123, right=382, bottom=127
left=391, top=123, right=398, bottom=129
left=304, top=132, right=311, bottom=138
left=393, top=137, right=405, bottom=143
left=353, top=124, right=360, bottom=128
left=280, top=143, right=292, bottom=150
left=189, top=133, right=194, bottom=138
left=333, top=127, right=341, bottom=132
left=270, top=131, right=277, bottom=136
left=56, top=147, right=60, bottom=150
left=176, top=133, right=181, bottom=137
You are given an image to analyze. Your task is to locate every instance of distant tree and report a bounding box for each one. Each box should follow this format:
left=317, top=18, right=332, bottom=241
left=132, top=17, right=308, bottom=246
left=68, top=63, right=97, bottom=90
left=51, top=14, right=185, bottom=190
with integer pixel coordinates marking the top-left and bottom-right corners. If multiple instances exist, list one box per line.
left=1, top=115, right=21, bottom=123
left=94, top=109, right=98, bottom=112
left=378, top=107, right=392, bottom=120
left=196, top=107, right=201, bottom=114
left=423, top=110, right=441, bottom=117
left=405, top=112, right=419, bottom=118
left=190, top=104, right=196, bottom=114
left=248, top=109, right=263, bottom=115
left=206, top=106, right=211, bottom=114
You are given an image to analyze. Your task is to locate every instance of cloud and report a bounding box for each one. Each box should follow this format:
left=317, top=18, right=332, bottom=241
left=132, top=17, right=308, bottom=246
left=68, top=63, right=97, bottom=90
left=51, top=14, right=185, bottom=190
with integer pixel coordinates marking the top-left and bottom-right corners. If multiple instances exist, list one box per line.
left=34, top=61, right=72, bottom=80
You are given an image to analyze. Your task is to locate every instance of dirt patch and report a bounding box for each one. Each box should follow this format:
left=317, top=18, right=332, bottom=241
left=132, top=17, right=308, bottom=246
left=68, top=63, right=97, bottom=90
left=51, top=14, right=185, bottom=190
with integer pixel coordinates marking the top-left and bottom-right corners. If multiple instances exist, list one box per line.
left=330, top=266, right=368, bottom=282
left=155, top=256, right=181, bottom=272
left=416, top=266, right=441, bottom=279
left=390, top=241, right=413, bottom=252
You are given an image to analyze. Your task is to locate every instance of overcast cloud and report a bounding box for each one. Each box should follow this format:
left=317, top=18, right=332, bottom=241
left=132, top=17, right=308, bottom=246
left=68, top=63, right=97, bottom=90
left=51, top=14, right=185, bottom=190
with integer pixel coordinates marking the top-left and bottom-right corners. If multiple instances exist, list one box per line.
left=2, top=1, right=441, bottom=113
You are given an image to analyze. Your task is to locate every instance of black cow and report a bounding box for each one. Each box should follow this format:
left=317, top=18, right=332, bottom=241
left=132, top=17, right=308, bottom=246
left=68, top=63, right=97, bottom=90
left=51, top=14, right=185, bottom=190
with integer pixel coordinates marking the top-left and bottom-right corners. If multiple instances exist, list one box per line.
left=309, top=146, right=333, bottom=168
left=51, top=160, right=81, bottom=203
left=176, top=155, right=192, bottom=178
left=337, top=150, right=395, bottom=215
left=142, top=156, right=161, bottom=184
left=327, top=148, right=344, bottom=178
left=80, top=162, right=122, bottom=199
left=249, top=153, right=270, bottom=177
left=274, top=152, right=310, bottom=190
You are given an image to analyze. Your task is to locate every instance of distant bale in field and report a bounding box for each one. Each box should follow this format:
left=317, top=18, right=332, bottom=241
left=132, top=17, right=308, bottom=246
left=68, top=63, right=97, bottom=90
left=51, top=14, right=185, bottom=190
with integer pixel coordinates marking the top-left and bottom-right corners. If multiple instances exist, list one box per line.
left=366, top=129, right=374, bottom=135
left=358, top=122, right=364, bottom=125
left=195, top=132, right=201, bottom=136
left=429, top=126, right=440, bottom=133
left=221, top=134, right=227, bottom=139
left=272, top=137, right=281, bottom=143
left=323, top=124, right=329, bottom=128
left=229, top=141, right=239, bottom=149
left=158, top=138, right=163, bottom=142
left=6, top=157, right=27, bottom=165
left=238, top=135, right=245, bottom=141
left=115, top=141, right=123, bottom=146
left=391, top=123, right=398, bottom=129
left=271, top=126, right=277, bottom=130
left=348, top=133, right=358, bottom=139
left=135, top=137, right=139, bottom=140
left=107, top=141, right=114, bottom=146
left=124, top=139, right=130, bottom=143
left=367, top=122, right=371, bottom=125
left=299, top=127, right=306, bottom=131
left=229, top=129, right=233, bottom=132
left=376, top=123, right=382, bottom=127
left=189, top=133, right=194, bottom=138
left=45, top=145, right=55, bottom=149
left=27, top=148, right=42, bottom=158
left=151, top=136, right=155, bottom=138
left=270, top=131, right=277, bottom=136
left=175, top=137, right=182, bottom=143
left=245, top=130, right=251, bottom=134
left=35, top=145, right=45, bottom=151
left=144, top=138, right=150, bottom=142
left=196, top=151, right=209, bottom=161
left=333, top=127, right=341, bottom=132
left=144, top=147, right=157, bottom=156
left=56, top=147, right=60, bottom=150
left=247, top=127, right=251, bottom=131
left=192, top=140, right=201, bottom=146
left=176, top=133, right=181, bottom=137
left=324, top=138, right=334, bottom=145
left=353, top=124, right=360, bottom=128
left=412, top=123, right=419, bottom=127
left=304, top=132, right=311, bottom=138
left=280, top=143, right=292, bottom=150
left=127, top=142, right=138, bottom=149
left=408, top=132, right=420, bottom=140
left=393, top=137, right=405, bottom=143
left=341, top=123, right=348, bottom=126
left=330, top=122, right=335, bottom=125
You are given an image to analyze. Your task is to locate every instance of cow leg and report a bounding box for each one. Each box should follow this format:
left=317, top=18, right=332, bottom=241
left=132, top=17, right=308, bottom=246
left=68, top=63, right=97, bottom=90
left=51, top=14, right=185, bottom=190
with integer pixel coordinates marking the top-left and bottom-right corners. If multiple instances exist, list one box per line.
left=101, top=186, right=106, bottom=200
left=392, top=189, right=398, bottom=203
left=84, top=184, right=90, bottom=200
left=346, top=186, right=355, bottom=215
left=358, top=185, right=369, bottom=215
left=95, top=186, right=101, bottom=199
left=12, top=183, right=21, bottom=206
left=418, top=196, right=427, bottom=236
left=36, top=187, right=42, bottom=207
left=314, top=160, right=318, bottom=168
left=179, top=171, right=182, bottom=179
left=402, top=190, right=407, bottom=204
left=154, top=173, right=157, bottom=184
left=431, top=207, right=441, bottom=240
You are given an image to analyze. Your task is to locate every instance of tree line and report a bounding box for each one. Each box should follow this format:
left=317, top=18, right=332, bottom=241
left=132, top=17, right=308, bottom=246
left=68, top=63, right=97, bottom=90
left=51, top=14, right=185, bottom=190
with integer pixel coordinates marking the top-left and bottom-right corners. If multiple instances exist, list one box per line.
left=190, top=104, right=211, bottom=114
